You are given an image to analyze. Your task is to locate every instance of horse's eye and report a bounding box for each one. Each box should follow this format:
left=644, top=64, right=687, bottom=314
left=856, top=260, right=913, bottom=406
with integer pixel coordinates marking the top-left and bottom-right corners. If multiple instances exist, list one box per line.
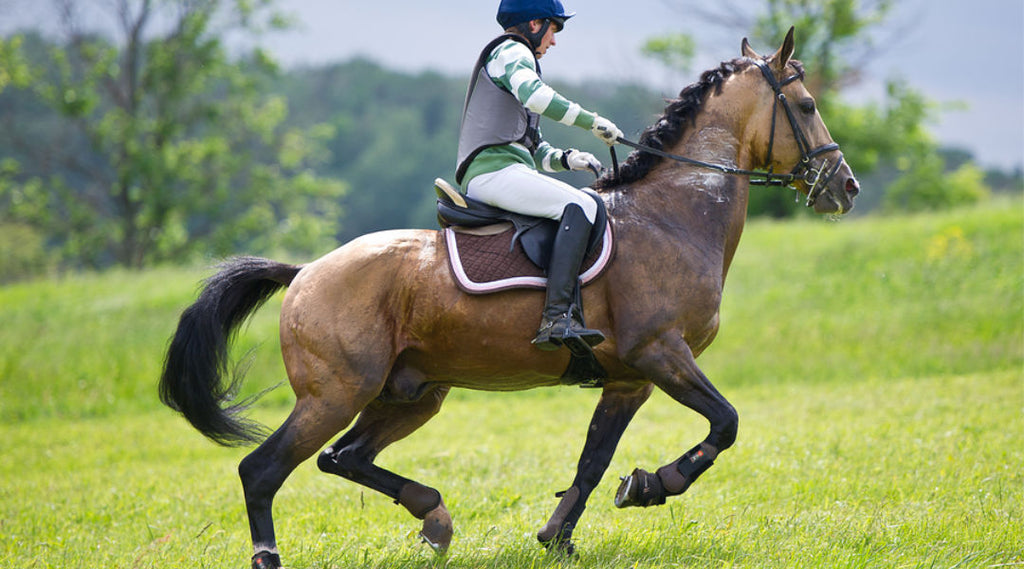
left=799, top=98, right=816, bottom=114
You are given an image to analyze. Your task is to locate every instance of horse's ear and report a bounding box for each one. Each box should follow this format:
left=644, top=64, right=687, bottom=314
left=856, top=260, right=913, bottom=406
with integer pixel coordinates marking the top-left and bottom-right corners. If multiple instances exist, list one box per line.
left=772, top=27, right=796, bottom=71
left=741, top=37, right=760, bottom=59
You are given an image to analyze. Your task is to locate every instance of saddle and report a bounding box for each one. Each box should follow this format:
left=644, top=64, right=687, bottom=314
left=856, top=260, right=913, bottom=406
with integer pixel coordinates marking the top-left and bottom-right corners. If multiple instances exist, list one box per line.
left=434, top=179, right=613, bottom=294
left=434, top=179, right=612, bottom=387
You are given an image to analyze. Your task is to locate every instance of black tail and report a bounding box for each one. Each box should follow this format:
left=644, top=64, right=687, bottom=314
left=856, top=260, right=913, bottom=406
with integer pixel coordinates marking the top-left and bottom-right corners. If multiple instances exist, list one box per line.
left=160, top=256, right=301, bottom=446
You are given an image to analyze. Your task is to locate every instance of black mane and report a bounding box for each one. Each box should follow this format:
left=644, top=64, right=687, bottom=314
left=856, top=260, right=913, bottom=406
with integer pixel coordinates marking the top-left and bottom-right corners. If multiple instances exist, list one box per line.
left=594, top=57, right=754, bottom=191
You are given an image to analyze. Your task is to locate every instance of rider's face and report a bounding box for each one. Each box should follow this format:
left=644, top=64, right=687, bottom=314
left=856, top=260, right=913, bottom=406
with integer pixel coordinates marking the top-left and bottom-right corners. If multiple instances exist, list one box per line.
left=531, top=19, right=558, bottom=58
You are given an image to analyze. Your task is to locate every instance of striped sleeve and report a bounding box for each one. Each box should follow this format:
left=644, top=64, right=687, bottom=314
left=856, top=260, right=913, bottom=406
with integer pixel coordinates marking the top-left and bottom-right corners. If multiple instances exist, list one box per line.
left=486, top=39, right=597, bottom=131
left=534, top=141, right=565, bottom=173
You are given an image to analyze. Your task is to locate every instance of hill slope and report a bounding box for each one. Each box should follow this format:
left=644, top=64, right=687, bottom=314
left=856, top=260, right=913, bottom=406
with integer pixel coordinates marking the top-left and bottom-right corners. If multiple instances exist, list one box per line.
left=1, top=198, right=1020, bottom=422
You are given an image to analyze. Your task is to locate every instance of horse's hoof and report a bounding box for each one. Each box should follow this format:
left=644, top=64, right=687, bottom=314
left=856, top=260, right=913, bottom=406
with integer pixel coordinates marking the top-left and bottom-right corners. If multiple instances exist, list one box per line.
left=419, top=503, right=453, bottom=553
left=614, top=468, right=666, bottom=508
left=251, top=550, right=282, bottom=569
left=537, top=486, right=580, bottom=547
left=614, top=471, right=636, bottom=507
left=542, top=536, right=576, bottom=557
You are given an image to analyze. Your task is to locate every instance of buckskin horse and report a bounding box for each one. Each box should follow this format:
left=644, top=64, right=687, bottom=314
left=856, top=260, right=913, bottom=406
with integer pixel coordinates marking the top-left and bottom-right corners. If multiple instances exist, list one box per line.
left=160, top=28, right=859, bottom=569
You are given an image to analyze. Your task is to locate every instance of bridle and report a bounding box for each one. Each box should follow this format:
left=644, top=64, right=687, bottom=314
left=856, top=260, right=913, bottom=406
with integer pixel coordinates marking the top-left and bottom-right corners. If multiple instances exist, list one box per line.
left=609, top=58, right=845, bottom=208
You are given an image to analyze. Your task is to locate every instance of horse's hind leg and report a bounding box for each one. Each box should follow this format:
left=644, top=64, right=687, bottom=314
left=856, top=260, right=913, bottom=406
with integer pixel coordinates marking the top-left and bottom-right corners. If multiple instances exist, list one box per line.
left=239, top=393, right=368, bottom=569
left=615, top=332, right=738, bottom=509
left=317, top=385, right=454, bottom=551
left=537, top=382, right=653, bottom=554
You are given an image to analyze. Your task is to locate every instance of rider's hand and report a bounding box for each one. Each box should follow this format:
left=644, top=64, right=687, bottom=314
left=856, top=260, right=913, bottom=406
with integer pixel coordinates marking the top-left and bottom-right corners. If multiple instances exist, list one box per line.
left=561, top=149, right=602, bottom=173
left=591, top=116, right=623, bottom=145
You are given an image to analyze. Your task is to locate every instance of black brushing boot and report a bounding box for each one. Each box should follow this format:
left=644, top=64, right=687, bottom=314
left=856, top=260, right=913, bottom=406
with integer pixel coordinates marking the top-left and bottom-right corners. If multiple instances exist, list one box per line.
left=251, top=551, right=282, bottom=569
left=532, top=204, right=605, bottom=356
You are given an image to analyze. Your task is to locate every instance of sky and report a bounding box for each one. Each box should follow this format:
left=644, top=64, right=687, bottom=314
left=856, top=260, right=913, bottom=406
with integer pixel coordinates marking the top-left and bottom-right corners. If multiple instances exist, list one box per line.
left=2, top=0, right=1022, bottom=169
left=268, top=0, right=1024, bottom=171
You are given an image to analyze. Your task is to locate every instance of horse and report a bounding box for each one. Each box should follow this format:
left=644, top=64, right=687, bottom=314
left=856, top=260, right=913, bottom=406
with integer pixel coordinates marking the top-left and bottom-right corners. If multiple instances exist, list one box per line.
left=160, top=28, right=859, bottom=569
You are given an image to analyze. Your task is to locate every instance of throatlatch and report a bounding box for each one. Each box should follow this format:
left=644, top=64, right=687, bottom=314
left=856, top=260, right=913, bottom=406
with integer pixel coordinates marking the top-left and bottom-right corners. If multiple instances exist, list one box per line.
left=614, top=442, right=717, bottom=508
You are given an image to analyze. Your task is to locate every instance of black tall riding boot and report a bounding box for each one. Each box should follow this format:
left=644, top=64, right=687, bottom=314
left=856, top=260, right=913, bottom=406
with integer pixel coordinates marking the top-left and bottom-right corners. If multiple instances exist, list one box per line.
left=532, top=204, right=606, bottom=355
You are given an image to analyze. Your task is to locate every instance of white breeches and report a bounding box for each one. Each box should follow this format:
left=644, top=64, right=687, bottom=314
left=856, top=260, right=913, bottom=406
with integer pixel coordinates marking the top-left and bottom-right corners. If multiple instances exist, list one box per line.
left=465, top=164, right=598, bottom=223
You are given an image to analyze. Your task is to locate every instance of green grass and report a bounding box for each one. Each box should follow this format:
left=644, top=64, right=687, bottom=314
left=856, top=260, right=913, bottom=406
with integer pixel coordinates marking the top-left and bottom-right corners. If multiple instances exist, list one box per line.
left=1, top=198, right=1022, bottom=568
left=2, top=373, right=1020, bottom=568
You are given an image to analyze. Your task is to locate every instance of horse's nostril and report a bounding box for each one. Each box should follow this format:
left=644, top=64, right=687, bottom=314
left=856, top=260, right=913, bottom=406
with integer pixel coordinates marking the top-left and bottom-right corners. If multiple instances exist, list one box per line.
left=846, top=178, right=860, bottom=196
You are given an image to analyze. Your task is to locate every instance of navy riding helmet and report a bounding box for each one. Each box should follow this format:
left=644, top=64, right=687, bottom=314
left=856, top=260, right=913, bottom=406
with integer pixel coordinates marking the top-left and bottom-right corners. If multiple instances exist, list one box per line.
left=496, top=0, right=575, bottom=31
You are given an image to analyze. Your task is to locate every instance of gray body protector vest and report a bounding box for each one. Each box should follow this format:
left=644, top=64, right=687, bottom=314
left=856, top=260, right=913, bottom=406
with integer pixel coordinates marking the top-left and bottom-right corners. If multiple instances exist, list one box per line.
left=456, top=34, right=543, bottom=186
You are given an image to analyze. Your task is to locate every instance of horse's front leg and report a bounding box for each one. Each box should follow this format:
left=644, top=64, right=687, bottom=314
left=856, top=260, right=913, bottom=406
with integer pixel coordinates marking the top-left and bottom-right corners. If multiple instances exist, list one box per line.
left=537, top=382, right=653, bottom=554
left=615, top=332, right=738, bottom=509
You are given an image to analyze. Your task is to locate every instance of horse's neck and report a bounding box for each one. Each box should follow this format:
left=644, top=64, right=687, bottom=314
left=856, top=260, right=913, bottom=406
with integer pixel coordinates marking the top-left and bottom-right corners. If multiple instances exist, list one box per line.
left=625, top=114, right=754, bottom=275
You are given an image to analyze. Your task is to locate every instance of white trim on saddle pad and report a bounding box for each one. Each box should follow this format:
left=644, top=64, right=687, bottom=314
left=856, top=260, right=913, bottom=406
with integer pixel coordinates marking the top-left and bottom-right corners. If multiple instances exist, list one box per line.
left=444, top=221, right=614, bottom=294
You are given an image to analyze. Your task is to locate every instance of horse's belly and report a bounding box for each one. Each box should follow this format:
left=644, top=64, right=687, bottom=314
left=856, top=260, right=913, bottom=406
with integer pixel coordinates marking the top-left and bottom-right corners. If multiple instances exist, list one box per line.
left=387, top=346, right=568, bottom=397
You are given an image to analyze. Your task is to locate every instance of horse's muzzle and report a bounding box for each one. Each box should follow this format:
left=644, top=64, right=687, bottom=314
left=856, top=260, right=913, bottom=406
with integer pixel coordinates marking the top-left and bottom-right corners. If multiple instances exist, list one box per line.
left=808, top=157, right=859, bottom=215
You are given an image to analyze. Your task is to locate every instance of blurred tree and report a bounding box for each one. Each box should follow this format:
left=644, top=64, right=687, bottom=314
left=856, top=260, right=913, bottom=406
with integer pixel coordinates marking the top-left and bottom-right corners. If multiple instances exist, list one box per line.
left=0, top=35, right=55, bottom=280
left=642, top=33, right=696, bottom=75
left=648, top=0, right=894, bottom=99
left=270, top=61, right=666, bottom=241
left=883, top=156, right=990, bottom=212
left=0, top=0, right=346, bottom=269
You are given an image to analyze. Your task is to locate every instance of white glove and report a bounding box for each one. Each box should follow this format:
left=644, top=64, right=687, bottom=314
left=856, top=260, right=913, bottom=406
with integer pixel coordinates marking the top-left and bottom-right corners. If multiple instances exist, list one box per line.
left=561, top=149, right=602, bottom=173
left=591, top=116, right=623, bottom=145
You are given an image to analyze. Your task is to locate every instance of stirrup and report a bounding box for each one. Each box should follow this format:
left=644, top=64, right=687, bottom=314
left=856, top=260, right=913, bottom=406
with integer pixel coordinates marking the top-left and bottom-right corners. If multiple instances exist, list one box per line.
left=561, top=334, right=599, bottom=358
left=533, top=314, right=605, bottom=356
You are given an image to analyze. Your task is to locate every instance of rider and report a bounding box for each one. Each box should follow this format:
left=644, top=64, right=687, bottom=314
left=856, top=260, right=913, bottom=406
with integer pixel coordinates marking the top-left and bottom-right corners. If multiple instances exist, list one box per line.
left=455, top=0, right=624, bottom=355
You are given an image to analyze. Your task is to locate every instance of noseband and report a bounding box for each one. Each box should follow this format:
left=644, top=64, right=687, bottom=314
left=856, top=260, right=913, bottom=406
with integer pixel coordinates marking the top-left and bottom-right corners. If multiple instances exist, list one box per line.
left=751, top=59, right=843, bottom=206
left=612, top=58, right=845, bottom=208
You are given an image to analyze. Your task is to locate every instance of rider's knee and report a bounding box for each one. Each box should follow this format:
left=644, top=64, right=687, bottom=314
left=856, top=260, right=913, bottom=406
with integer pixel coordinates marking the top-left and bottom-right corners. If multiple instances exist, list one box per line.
left=575, top=191, right=598, bottom=224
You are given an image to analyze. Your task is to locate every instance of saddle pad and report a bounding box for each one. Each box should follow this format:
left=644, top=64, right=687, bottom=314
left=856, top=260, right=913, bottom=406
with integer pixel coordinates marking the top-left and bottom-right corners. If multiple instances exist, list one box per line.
left=444, top=222, right=613, bottom=294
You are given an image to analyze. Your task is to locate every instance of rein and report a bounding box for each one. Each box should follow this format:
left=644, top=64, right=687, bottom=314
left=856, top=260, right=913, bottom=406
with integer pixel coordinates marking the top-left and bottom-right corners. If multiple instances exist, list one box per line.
left=608, top=59, right=844, bottom=208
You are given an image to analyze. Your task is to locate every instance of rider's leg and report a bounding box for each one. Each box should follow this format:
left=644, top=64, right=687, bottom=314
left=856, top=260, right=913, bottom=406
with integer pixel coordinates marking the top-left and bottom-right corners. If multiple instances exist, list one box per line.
left=464, top=163, right=598, bottom=223
left=532, top=203, right=605, bottom=355
left=465, top=165, right=604, bottom=354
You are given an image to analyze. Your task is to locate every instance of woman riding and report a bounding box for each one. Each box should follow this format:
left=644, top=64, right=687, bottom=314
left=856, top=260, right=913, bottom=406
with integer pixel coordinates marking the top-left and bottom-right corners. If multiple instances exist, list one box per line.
left=455, top=0, right=624, bottom=355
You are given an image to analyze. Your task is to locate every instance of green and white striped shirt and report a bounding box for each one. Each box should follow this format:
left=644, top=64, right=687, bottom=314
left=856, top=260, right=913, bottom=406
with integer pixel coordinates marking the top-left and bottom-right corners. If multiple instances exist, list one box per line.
left=460, top=38, right=599, bottom=186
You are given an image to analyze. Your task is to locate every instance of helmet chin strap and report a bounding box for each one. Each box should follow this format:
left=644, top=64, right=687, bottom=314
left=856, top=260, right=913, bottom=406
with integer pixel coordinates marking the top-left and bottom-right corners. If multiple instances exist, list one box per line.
left=514, top=19, right=552, bottom=57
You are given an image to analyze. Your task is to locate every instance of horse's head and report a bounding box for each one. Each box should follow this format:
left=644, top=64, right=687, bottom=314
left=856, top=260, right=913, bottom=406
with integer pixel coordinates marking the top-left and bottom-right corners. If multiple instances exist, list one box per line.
left=741, top=28, right=860, bottom=215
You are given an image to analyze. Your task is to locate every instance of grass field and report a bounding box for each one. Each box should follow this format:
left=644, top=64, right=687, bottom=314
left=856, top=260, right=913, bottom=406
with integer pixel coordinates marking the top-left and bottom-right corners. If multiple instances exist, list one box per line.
left=1, top=198, right=1021, bottom=568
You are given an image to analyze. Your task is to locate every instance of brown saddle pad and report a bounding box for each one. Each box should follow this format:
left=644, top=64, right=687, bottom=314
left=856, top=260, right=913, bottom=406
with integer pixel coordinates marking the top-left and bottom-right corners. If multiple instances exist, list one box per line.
left=443, top=222, right=614, bottom=294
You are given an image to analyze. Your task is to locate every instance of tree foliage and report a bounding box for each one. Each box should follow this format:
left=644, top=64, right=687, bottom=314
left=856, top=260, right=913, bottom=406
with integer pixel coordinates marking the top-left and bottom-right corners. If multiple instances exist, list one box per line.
left=0, top=0, right=345, bottom=270
left=749, top=0, right=894, bottom=97
left=641, top=33, right=696, bottom=75
left=884, top=157, right=990, bottom=212
left=274, top=60, right=466, bottom=242
left=2, top=2, right=1018, bottom=280
left=273, top=62, right=664, bottom=243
